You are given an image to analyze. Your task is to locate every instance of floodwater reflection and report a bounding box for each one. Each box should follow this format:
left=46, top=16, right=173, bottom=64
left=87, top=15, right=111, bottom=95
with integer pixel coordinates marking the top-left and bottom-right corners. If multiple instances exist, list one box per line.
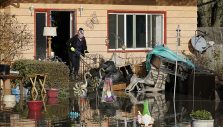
left=0, top=90, right=223, bottom=127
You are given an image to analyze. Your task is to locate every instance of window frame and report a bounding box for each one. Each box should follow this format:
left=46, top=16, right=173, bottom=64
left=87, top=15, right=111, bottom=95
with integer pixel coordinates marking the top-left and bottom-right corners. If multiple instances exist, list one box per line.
left=107, top=10, right=166, bottom=52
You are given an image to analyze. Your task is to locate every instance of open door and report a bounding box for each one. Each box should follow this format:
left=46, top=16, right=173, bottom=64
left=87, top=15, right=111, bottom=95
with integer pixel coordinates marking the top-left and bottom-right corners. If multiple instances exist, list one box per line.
left=51, top=11, right=75, bottom=65
left=35, top=10, right=75, bottom=65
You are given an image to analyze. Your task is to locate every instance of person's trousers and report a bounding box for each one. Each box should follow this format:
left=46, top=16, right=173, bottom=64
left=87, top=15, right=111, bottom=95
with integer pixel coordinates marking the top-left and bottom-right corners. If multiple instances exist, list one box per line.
left=68, top=52, right=80, bottom=75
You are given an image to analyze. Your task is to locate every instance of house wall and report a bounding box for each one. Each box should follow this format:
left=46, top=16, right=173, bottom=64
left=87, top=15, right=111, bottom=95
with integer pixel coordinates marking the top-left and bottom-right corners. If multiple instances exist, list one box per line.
left=6, top=3, right=197, bottom=61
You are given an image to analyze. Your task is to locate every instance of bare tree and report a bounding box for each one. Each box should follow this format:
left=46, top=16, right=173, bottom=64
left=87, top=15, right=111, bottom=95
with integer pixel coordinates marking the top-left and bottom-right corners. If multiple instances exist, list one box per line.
left=0, top=12, right=32, bottom=64
left=198, top=0, right=223, bottom=27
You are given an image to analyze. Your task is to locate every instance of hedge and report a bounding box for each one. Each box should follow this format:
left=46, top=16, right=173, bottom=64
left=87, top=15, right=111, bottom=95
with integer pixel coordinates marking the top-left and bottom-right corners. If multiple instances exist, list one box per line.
left=12, top=59, right=69, bottom=89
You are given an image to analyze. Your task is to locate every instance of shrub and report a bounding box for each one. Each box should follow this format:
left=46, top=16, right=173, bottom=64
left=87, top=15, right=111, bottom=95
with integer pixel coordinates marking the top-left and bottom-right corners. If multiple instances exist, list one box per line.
left=12, top=59, right=69, bottom=89
left=190, top=110, right=213, bottom=120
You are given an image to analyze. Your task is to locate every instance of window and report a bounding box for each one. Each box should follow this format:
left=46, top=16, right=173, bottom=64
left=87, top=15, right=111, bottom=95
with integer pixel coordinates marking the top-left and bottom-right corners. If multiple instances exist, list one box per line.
left=108, top=12, right=165, bottom=51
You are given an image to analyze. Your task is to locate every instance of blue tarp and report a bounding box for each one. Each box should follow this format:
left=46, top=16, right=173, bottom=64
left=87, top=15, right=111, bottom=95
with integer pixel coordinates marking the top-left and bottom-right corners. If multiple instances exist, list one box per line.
left=146, top=46, right=195, bottom=71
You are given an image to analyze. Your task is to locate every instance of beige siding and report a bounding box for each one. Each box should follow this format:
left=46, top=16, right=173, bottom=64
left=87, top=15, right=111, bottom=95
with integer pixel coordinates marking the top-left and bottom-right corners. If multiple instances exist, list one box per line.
left=167, top=17, right=197, bottom=24
left=6, top=3, right=197, bottom=60
left=0, top=6, right=11, bottom=13
left=167, top=10, right=196, bottom=18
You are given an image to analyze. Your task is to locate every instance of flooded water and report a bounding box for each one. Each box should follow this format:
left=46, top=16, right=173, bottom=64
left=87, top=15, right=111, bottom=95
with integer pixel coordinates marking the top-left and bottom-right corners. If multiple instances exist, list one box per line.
left=0, top=88, right=222, bottom=127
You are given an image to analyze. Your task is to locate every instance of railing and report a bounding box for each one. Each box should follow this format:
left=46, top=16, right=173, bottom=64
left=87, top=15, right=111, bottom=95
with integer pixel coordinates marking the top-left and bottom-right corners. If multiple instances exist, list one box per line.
left=79, top=53, right=104, bottom=80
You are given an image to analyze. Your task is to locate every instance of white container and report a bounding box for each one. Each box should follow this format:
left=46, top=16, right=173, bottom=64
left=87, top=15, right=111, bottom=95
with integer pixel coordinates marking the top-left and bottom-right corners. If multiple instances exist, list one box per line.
left=3, top=95, right=16, bottom=109
left=192, top=119, right=214, bottom=127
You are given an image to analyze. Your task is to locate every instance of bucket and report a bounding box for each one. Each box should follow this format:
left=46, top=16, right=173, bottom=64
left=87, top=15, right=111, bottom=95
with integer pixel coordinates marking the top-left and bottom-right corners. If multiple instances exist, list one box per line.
left=47, top=89, right=59, bottom=98
left=27, top=101, right=43, bottom=111
left=3, top=95, right=16, bottom=109
left=28, top=110, right=42, bottom=121
left=47, top=97, right=58, bottom=105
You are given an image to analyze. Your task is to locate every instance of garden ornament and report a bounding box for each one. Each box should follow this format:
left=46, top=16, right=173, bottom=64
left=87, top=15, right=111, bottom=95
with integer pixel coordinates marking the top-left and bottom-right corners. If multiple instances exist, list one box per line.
left=101, top=77, right=116, bottom=103
left=137, top=100, right=154, bottom=126
left=73, top=72, right=91, bottom=97
left=94, top=68, right=105, bottom=88
left=69, top=111, right=80, bottom=120
left=98, top=68, right=105, bottom=85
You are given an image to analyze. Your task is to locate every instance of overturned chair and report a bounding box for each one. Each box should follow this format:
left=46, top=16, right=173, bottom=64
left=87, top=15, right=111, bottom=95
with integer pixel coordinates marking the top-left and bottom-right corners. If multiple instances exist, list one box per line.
left=125, top=65, right=167, bottom=93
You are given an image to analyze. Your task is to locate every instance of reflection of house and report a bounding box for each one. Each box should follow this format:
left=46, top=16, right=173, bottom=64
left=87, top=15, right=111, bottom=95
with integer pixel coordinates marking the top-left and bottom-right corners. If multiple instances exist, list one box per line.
left=0, top=0, right=197, bottom=62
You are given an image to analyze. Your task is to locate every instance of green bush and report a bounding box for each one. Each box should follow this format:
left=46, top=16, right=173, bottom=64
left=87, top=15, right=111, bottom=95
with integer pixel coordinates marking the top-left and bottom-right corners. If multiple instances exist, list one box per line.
left=190, top=110, right=213, bottom=120
left=12, top=59, right=69, bottom=89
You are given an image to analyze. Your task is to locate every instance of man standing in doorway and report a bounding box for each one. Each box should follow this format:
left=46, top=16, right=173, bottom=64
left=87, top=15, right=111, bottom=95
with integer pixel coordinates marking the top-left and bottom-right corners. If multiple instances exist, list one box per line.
left=67, top=28, right=87, bottom=79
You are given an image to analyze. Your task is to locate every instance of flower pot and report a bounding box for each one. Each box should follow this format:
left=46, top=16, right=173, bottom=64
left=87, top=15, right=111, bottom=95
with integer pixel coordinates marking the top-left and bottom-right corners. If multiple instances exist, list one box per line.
left=47, top=97, right=58, bottom=105
left=0, top=64, right=10, bottom=75
left=27, top=101, right=43, bottom=111
left=3, top=95, right=16, bottom=109
left=47, top=89, right=59, bottom=98
left=192, top=119, right=214, bottom=127
left=28, top=110, right=42, bottom=121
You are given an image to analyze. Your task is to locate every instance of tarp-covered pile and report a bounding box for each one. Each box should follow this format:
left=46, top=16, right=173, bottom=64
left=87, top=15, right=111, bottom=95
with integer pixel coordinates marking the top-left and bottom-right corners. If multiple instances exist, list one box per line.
left=146, top=46, right=195, bottom=72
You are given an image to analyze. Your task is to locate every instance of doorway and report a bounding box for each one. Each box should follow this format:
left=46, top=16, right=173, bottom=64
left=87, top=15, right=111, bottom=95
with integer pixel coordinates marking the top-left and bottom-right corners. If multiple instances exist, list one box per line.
left=51, top=11, right=75, bottom=65
left=35, top=10, right=75, bottom=64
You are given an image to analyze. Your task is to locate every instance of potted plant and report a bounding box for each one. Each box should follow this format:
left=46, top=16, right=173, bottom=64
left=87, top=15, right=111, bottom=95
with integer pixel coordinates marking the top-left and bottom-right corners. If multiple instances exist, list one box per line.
left=28, top=109, right=42, bottom=121
left=27, top=99, right=43, bottom=121
left=27, top=100, right=43, bottom=111
left=46, top=82, right=60, bottom=98
left=27, top=94, right=43, bottom=112
left=27, top=93, right=43, bottom=112
left=190, top=110, right=214, bottom=127
left=46, top=82, right=61, bottom=105
left=47, top=89, right=59, bottom=98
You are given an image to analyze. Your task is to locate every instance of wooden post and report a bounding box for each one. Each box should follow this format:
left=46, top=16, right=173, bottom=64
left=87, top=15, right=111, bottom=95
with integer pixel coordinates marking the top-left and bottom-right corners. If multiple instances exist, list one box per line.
left=4, top=79, right=11, bottom=95
left=48, top=36, right=52, bottom=58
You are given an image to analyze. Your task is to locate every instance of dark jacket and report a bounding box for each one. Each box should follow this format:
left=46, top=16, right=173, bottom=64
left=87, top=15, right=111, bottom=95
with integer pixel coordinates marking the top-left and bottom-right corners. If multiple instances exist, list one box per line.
left=66, top=34, right=87, bottom=56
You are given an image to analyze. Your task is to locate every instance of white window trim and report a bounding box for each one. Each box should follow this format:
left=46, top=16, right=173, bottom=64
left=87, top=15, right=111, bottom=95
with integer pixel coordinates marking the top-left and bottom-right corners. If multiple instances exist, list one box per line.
left=108, top=12, right=164, bottom=51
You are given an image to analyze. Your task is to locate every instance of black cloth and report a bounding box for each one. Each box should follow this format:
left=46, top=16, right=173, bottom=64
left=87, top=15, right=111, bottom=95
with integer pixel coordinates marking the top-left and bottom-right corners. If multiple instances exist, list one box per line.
left=66, top=34, right=87, bottom=75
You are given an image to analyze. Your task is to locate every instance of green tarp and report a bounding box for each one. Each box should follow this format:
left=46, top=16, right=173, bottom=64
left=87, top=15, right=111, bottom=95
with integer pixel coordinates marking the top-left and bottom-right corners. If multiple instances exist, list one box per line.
left=146, top=46, right=195, bottom=71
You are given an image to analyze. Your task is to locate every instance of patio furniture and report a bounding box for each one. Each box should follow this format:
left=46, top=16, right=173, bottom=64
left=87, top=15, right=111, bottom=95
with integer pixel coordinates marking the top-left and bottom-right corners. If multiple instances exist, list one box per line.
left=125, top=66, right=167, bottom=93
left=146, top=46, right=195, bottom=80
left=143, top=70, right=167, bottom=92
left=28, top=73, right=47, bottom=98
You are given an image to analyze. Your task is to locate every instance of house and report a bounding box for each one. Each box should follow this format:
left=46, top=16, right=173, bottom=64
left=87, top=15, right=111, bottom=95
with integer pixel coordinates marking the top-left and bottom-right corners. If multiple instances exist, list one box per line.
left=0, top=0, right=197, bottom=65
